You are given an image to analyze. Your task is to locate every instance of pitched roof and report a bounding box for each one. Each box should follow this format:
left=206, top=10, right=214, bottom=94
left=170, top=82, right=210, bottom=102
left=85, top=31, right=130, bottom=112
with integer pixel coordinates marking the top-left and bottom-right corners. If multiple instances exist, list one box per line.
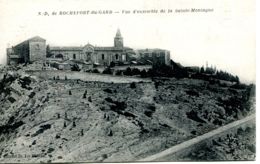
left=50, top=46, right=133, bottom=51
left=115, top=29, right=122, bottom=38
left=28, top=36, right=46, bottom=42
left=50, top=46, right=83, bottom=51
left=14, top=36, right=46, bottom=47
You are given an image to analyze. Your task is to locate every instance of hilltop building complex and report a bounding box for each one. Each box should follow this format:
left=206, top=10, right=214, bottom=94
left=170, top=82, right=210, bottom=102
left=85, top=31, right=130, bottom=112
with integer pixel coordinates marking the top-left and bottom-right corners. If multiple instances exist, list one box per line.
left=6, top=29, right=171, bottom=68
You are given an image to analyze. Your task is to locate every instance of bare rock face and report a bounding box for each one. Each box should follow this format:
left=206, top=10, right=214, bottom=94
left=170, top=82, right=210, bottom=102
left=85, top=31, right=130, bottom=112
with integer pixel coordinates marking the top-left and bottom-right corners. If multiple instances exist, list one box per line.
left=0, top=70, right=255, bottom=163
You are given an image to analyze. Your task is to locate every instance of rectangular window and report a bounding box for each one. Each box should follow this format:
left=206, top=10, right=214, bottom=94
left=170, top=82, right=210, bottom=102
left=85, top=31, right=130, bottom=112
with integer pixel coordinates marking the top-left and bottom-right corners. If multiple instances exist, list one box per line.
left=160, top=52, right=165, bottom=56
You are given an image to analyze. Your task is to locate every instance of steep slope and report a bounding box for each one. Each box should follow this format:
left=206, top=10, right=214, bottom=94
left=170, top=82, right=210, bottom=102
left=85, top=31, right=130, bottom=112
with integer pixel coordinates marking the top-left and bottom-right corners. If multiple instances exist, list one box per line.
left=0, top=71, right=255, bottom=162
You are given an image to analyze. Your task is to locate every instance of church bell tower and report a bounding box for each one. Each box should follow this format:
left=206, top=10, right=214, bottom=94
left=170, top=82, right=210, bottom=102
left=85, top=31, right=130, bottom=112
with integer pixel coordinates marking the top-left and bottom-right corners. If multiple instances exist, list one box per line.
left=114, top=29, right=124, bottom=48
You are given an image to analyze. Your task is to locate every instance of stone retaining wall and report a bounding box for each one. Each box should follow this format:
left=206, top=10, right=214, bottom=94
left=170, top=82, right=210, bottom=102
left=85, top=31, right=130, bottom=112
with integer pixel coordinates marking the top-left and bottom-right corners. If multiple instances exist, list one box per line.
left=26, top=70, right=152, bottom=83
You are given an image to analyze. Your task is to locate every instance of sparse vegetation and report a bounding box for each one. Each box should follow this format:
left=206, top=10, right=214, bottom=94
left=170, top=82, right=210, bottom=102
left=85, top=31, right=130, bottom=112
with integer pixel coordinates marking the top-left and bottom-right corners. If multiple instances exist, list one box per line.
left=88, top=96, right=92, bottom=102
left=130, top=82, right=136, bottom=89
left=102, top=67, right=113, bottom=74
left=83, top=90, right=87, bottom=98
left=73, top=121, right=76, bottom=127
left=0, top=67, right=254, bottom=162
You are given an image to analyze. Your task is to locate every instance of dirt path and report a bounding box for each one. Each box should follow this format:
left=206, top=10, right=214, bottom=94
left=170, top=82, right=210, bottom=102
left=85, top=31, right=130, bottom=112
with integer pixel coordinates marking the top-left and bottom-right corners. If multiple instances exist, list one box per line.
left=139, top=113, right=255, bottom=161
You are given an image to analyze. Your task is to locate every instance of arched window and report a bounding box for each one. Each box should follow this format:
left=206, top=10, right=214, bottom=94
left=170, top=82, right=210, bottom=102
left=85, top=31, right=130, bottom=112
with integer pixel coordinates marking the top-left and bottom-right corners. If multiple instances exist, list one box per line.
left=102, top=54, right=105, bottom=60
left=115, top=54, right=119, bottom=60
left=73, top=54, right=76, bottom=59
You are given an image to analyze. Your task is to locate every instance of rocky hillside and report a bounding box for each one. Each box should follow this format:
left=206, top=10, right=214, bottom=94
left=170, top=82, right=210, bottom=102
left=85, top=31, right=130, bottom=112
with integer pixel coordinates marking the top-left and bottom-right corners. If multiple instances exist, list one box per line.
left=0, top=70, right=255, bottom=162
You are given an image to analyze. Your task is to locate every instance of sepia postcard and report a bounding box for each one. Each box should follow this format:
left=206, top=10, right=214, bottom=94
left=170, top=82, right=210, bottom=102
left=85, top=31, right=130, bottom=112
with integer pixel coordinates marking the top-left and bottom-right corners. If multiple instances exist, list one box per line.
left=0, top=0, right=256, bottom=163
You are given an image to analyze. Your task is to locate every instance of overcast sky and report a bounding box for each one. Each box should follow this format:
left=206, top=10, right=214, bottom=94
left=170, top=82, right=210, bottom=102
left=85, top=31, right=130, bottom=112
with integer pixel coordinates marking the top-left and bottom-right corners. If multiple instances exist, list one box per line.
left=0, top=0, right=255, bottom=83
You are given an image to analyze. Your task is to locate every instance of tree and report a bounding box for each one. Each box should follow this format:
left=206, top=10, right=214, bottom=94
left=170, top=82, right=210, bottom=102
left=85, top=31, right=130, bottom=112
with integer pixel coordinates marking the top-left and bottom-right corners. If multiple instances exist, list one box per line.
left=140, top=69, right=147, bottom=78
left=71, top=64, right=80, bottom=71
left=124, top=67, right=132, bottom=76
left=88, top=96, right=92, bottom=102
left=132, top=68, right=141, bottom=75
left=92, top=69, right=100, bottom=73
left=110, top=61, right=115, bottom=67
left=235, top=76, right=240, bottom=84
left=46, top=45, right=52, bottom=57
left=83, top=90, right=87, bottom=98
left=130, top=82, right=136, bottom=89
left=115, top=70, right=122, bottom=76
left=200, top=67, right=205, bottom=73
left=81, top=129, right=84, bottom=136
left=102, top=67, right=113, bottom=74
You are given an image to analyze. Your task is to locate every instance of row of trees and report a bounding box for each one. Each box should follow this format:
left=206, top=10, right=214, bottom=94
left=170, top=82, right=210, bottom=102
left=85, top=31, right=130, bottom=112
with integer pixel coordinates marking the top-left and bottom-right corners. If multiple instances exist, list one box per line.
left=69, top=60, right=240, bottom=83
left=192, top=66, right=240, bottom=83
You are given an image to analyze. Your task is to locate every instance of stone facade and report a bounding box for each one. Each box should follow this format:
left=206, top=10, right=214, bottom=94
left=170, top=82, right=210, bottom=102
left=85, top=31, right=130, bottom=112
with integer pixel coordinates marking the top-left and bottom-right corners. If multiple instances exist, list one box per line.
left=137, top=49, right=171, bottom=66
left=7, top=36, right=46, bottom=65
left=49, top=29, right=132, bottom=66
left=6, top=30, right=171, bottom=67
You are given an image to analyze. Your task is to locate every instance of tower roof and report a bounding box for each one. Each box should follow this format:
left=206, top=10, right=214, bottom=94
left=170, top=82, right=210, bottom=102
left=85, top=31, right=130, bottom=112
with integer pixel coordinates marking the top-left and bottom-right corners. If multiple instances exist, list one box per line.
left=115, top=29, right=122, bottom=38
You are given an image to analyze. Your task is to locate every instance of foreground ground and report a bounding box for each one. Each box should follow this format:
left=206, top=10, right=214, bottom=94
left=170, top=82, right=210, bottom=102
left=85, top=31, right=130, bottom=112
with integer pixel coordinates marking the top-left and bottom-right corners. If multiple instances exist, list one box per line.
left=0, top=70, right=255, bottom=162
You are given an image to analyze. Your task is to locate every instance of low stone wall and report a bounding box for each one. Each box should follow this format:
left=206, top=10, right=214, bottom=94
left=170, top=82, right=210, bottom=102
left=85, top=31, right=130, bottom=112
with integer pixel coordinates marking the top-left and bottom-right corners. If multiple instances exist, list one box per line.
left=139, top=114, right=255, bottom=161
left=26, top=70, right=152, bottom=83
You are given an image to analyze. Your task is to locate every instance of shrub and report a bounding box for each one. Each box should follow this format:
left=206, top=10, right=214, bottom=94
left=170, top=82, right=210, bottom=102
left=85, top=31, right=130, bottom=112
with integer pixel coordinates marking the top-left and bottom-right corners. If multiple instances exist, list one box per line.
left=186, top=90, right=199, bottom=97
left=28, top=92, right=36, bottom=98
left=92, top=69, right=100, bottom=73
left=88, top=96, right=92, bottom=102
left=132, top=68, right=141, bottom=75
left=8, top=97, right=16, bottom=103
left=103, top=88, right=113, bottom=93
left=140, top=69, right=147, bottom=78
left=130, top=82, right=136, bottom=89
left=102, top=67, right=113, bottom=74
left=81, top=129, right=84, bottom=136
left=31, top=124, right=51, bottom=137
left=107, top=129, right=113, bottom=136
left=83, top=90, right=87, bottom=98
left=110, top=61, right=115, bottom=67
left=47, top=148, right=54, bottom=154
left=71, top=64, right=80, bottom=71
left=115, top=70, right=123, bottom=76
left=124, top=67, right=132, bottom=76
left=105, top=97, right=113, bottom=103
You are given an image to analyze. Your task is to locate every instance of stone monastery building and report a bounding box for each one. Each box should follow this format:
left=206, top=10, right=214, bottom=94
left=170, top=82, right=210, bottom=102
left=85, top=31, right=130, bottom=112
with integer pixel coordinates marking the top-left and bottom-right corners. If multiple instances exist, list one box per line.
left=7, top=29, right=171, bottom=67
